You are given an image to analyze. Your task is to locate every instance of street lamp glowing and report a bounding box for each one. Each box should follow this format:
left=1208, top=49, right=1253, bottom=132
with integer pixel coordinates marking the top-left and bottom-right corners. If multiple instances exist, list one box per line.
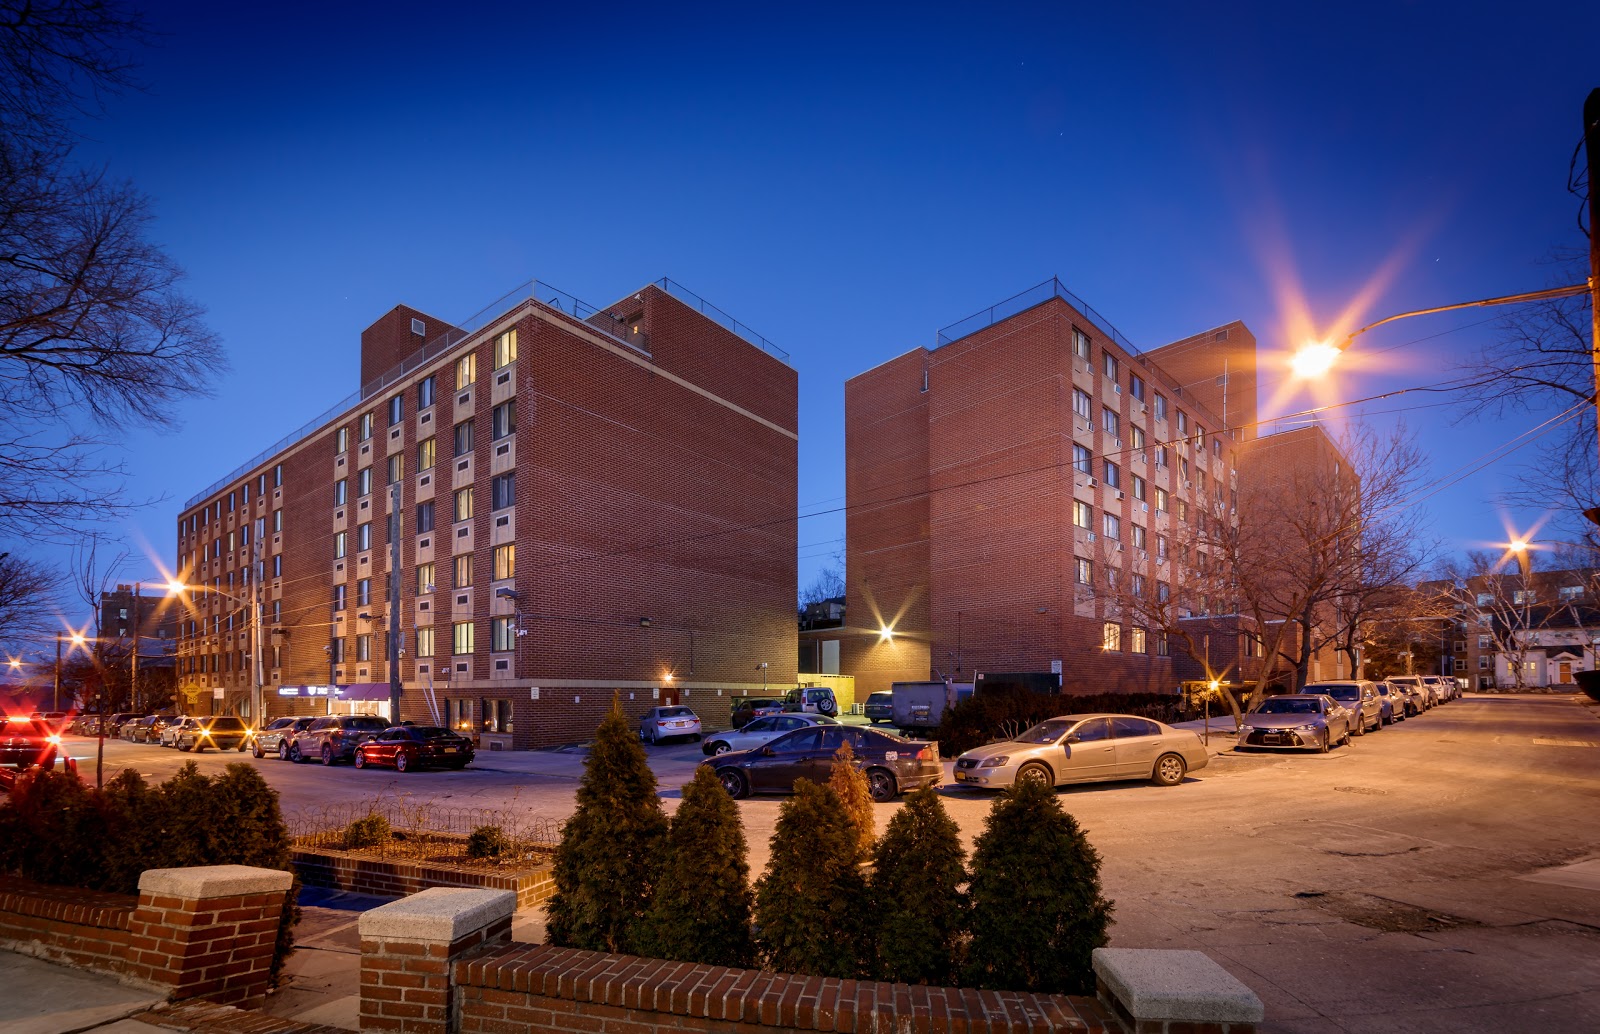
left=166, top=579, right=186, bottom=595
left=878, top=625, right=894, bottom=642
left=1290, top=341, right=1341, bottom=379
left=1209, top=680, right=1220, bottom=692
left=70, top=633, right=86, bottom=647
left=1509, top=539, right=1528, bottom=553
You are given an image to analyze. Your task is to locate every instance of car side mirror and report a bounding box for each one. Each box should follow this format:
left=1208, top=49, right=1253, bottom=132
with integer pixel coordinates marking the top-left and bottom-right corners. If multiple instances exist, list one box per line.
left=761, top=745, right=776, bottom=757
left=1065, top=733, right=1080, bottom=744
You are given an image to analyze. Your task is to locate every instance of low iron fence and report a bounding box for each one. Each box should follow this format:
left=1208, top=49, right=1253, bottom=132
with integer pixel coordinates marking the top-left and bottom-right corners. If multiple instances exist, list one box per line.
left=287, top=798, right=559, bottom=868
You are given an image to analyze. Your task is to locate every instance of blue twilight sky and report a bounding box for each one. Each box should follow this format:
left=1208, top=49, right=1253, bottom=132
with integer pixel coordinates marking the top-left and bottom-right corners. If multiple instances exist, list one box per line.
left=42, top=0, right=1600, bottom=609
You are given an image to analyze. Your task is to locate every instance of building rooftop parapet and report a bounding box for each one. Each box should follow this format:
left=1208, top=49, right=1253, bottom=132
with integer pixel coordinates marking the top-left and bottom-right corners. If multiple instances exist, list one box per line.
left=184, top=278, right=786, bottom=511
left=933, top=277, right=1236, bottom=440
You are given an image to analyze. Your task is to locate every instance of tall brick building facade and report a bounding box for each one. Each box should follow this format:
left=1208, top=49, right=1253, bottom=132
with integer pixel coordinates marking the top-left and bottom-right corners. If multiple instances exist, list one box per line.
left=174, top=281, right=797, bottom=748
left=841, top=280, right=1258, bottom=698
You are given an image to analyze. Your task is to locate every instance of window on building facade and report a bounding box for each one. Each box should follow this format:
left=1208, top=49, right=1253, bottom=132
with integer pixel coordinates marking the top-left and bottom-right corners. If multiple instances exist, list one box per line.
left=357, top=467, right=372, bottom=497
left=416, top=501, right=435, bottom=534
left=1154, top=487, right=1168, bottom=514
left=1131, top=425, right=1145, bottom=449
left=1132, top=573, right=1146, bottom=597
left=388, top=394, right=403, bottom=425
left=1156, top=446, right=1169, bottom=468
left=334, top=532, right=347, bottom=559
left=492, top=616, right=515, bottom=651
left=493, top=329, right=517, bottom=369
left=1103, top=623, right=1122, bottom=651
left=1155, top=632, right=1169, bottom=656
left=418, top=375, right=436, bottom=409
left=272, top=555, right=282, bottom=577
left=1514, top=589, right=1536, bottom=605
left=357, top=578, right=370, bottom=607
left=1560, top=585, right=1583, bottom=601
left=1479, top=655, right=1490, bottom=670
left=1176, top=499, right=1188, bottom=523
left=388, top=453, right=404, bottom=484
left=454, top=419, right=474, bottom=457
left=1476, top=593, right=1492, bottom=606
left=454, top=486, right=474, bottom=523
left=1073, top=389, right=1091, bottom=421
left=1072, top=327, right=1090, bottom=360
left=332, top=585, right=346, bottom=611
left=357, top=522, right=371, bottom=552
left=456, top=353, right=476, bottom=389
left=1478, top=634, right=1490, bottom=649
left=273, top=464, right=282, bottom=488
left=416, top=625, right=434, bottom=657
left=1195, top=425, right=1206, bottom=449
left=417, top=562, right=435, bottom=594
left=1103, top=461, right=1120, bottom=489
left=1131, top=475, right=1146, bottom=501
left=336, top=427, right=348, bottom=453
left=453, top=620, right=474, bottom=655
left=1154, top=394, right=1167, bottom=421
left=1454, top=658, right=1466, bottom=672
left=492, top=400, right=516, bottom=440
left=454, top=553, right=473, bottom=588
left=1073, top=500, right=1091, bottom=529
left=418, top=437, right=435, bottom=471
left=1130, top=374, right=1145, bottom=401
left=1157, top=580, right=1170, bottom=602
left=1102, top=352, right=1119, bottom=382
left=1132, top=524, right=1146, bottom=549
left=1130, top=626, right=1147, bottom=653
left=334, top=479, right=347, bottom=505
left=1076, top=557, right=1092, bottom=584
left=1103, top=514, right=1120, bottom=540
left=1176, top=410, right=1188, bottom=435
left=359, top=412, right=373, bottom=441
left=356, top=634, right=371, bottom=662
left=1073, top=444, right=1092, bottom=475
left=493, top=543, right=514, bottom=581
left=491, top=472, right=515, bottom=510
left=1103, top=408, right=1119, bottom=437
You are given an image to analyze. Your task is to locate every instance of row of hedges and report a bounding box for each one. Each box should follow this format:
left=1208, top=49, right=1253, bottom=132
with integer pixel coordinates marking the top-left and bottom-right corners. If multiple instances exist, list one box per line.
left=937, top=687, right=1186, bottom=755
left=0, top=762, right=300, bottom=985
left=545, top=700, right=1113, bottom=995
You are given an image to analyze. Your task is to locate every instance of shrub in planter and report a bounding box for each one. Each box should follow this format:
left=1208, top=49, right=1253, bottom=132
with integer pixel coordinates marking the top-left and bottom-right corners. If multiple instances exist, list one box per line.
left=344, top=813, right=392, bottom=850
left=636, top=765, right=755, bottom=968
left=466, top=825, right=512, bottom=860
left=827, top=741, right=876, bottom=861
left=869, top=788, right=968, bottom=984
left=965, top=779, right=1112, bottom=995
left=546, top=697, right=668, bottom=954
left=754, top=779, right=871, bottom=978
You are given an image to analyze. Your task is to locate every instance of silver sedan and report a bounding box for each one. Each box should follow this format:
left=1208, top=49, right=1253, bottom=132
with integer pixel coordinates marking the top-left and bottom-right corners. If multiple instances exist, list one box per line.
left=701, top=713, right=839, bottom=756
left=953, top=713, right=1208, bottom=790
left=1237, top=694, right=1352, bottom=752
left=638, top=706, right=701, bottom=745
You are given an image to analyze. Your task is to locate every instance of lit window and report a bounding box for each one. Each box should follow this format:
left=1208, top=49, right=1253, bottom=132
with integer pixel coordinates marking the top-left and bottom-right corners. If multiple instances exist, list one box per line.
left=493, top=328, right=518, bottom=370
left=1103, top=623, right=1122, bottom=651
left=416, top=626, right=434, bottom=657
left=453, top=553, right=473, bottom=588
left=1155, top=488, right=1168, bottom=513
left=493, top=543, right=515, bottom=581
left=417, top=562, right=435, bottom=594
left=454, top=487, right=474, bottom=523
left=1130, top=627, right=1147, bottom=653
left=492, top=616, right=515, bottom=651
left=388, top=453, right=404, bottom=484
left=1073, top=500, right=1092, bottom=530
left=456, top=353, right=476, bottom=389
left=453, top=620, right=474, bottom=655
left=1076, top=557, right=1092, bottom=585
left=417, top=437, right=436, bottom=471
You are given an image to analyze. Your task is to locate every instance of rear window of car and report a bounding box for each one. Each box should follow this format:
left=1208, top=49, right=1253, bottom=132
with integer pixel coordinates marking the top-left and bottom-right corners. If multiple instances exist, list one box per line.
left=208, top=717, right=246, bottom=730
left=3, top=719, right=46, bottom=736
left=1257, top=698, right=1318, bottom=714
left=1309, top=684, right=1359, bottom=699
left=345, top=716, right=387, bottom=730
left=413, top=727, right=457, bottom=739
left=867, top=693, right=892, bottom=705
left=658, top=707, right=695, bottom=718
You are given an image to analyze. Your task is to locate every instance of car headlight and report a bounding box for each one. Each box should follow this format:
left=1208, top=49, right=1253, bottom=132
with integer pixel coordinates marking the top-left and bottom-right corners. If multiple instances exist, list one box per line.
left=1294, top=723, right=1321, bottom=731
left=979, top=756, right=1009, bottom=768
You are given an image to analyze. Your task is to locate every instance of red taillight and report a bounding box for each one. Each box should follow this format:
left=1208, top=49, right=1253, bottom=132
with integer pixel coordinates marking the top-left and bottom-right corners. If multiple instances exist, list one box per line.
left=915, top=747, right=934, bottom=761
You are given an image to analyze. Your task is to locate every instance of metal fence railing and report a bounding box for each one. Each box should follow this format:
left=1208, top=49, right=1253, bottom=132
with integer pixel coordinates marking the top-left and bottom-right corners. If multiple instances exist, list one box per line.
left=287, top=799, right=559, bottom=867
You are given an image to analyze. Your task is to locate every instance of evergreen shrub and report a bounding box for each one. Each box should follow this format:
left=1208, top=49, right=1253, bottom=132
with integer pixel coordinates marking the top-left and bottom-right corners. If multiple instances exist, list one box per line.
left=636, top=765, right=755, bottom=968
left=545, top=697, right=667, bottom=954
left=869, top=788, right=968, bottom=984
left=465, top=825, right=512, bottom=860
left=754, top=779, right=871, bottom=978
left=964, top=779, right=1112, bottom=994
left=344, top=813, right=391, bottom=850
left=827, top=741, right=876, bottom=861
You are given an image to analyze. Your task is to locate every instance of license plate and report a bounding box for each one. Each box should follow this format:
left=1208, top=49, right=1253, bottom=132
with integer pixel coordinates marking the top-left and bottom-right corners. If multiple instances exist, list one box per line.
left=954, top=771, right=969, bottom=782
left=443, top=747, right=457, bottom=753
left=1264, top=734, right=1285, bottom=744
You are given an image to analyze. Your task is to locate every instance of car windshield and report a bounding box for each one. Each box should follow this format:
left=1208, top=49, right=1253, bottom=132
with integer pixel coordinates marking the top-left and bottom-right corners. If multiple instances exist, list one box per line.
left=1256, top=698, right=1318, bottom=714
left=1315, top=685, right=1359, bottom=700
left=413, top=727, right=456, bottom=739
left=1016, top=719, right=1075, bottom=744
left=658, top=707, right=694, bottom=718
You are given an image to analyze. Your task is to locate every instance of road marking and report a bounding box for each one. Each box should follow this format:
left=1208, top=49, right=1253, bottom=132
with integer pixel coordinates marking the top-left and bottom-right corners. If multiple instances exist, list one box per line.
left=1533, top=737, right=1599, bottom=748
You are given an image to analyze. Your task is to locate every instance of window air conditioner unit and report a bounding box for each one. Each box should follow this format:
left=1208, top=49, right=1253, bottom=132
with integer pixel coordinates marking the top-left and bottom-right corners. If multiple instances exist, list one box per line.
left=1087, top=531, right=1096, bottom=541
left=1114, top=383, right=1122, bottom=394
left=1116, top=491, right=1125, bottom=500
left=1117, top=543, right=1125, bottom=552
left=1141, top=502, right=1149, bottom=512
left=1088, top=477, right=1098, bottom=487
left=1114, top=437, right=1123, bottom=447
left=1156, top=557, right=1166, bottom=565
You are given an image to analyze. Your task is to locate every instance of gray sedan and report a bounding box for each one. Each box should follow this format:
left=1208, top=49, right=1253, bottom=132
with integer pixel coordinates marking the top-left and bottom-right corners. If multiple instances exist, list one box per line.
left=639, top=706, right=701, bottom=745
left=1238, top=694, right=1352, bottom=752
left=701, top=713, right=838, bottom=756
left=953, top=713, right=1208, bottom=790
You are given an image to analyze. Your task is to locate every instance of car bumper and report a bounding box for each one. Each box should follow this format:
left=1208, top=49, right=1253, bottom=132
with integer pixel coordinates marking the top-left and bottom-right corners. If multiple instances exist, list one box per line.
left=896, top=767, right=944, bottom=791
left=1240, top=728, right=1325, bottom=750
left=952, top=764, right=1018, bottom=788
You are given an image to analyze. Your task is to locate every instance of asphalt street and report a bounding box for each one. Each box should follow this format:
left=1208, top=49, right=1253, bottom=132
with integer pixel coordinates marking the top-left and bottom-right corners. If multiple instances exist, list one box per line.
left=57, top=693, right=1600, bottom=1034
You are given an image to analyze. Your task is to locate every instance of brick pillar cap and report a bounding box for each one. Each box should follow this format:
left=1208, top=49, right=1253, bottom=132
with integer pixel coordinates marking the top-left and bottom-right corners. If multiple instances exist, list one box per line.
left=358, top=887, right=515, bottom=943
left=1093, top=948, right=1264, bottom=1023
left=138, top=864, right=294, bottom=899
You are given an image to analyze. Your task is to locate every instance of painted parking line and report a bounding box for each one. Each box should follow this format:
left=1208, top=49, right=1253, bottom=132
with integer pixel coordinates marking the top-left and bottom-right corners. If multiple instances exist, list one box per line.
left=1532, top=737, right=1599, bottom=748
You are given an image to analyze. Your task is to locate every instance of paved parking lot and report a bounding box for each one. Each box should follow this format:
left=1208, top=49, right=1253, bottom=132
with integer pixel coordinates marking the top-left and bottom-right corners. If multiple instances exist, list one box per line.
left=56, top=693, right=1600, bottom=1033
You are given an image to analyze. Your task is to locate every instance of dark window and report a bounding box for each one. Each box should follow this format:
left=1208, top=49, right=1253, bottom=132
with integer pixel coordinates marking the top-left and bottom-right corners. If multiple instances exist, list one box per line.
left=416, top=501, right=435, bottom=534
left=492, top=473, right=515, bottom=510
left=1072, top=718, right=1112, bottom=742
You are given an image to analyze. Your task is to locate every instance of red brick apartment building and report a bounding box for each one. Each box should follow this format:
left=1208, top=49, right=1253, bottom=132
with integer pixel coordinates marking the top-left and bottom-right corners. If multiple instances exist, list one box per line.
left=173, top=281, right=797, bottom=749
left=841, top=279, right=1264, bottom=698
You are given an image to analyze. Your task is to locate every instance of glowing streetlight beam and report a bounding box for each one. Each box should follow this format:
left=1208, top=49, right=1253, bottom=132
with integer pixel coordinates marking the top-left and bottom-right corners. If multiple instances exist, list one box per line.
left=1290, top=341, right=1341, bottom=380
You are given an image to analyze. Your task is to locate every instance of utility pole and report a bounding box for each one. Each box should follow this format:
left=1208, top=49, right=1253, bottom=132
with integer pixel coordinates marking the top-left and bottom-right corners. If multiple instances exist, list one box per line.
left=252, top=541, right=265, bottom=728
left=388, top=480, right=403, bottom=724
left=131, top=582, right=140, bottom=712
left=52, top=635, right=61, bottom=712
left=1586, top=89, right=1600, bottom=476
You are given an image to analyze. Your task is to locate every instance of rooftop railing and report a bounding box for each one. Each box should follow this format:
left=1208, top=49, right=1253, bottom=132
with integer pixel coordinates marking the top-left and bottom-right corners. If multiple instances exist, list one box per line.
left=654, top=277, right=789, bottom=363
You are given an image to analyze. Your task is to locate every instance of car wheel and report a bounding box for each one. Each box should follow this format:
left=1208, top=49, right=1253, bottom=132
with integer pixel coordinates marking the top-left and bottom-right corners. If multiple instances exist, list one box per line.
left=279, top=741, right=290, bottom=761
left=1318, top=730, right=1330, bottom=753
left=1352, top=716, right=1364, bottom=736
left=321, top=744, right=334, bottom=766
left=354, top=751, right=367, bottom=769
left=254, top=741, right=265, bottom=758
left=711, top=741, right=732, bottom=755
left=396, top=753, right=410, bottom=773
left=1152, top=753, right=1187, bottom=786
left=289, top=742, right=302, bottom=763
left=1016, top=761, right=1053, bottom=789
left=178, top=739, right=191, bottom=752
left=717, top=769, right=748, bottom=799
left=866, top=767, right=898, bottom=802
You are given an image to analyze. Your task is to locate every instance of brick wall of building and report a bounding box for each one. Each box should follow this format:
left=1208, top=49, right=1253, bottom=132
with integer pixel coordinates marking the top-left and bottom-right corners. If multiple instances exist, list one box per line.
left=177, top=282, right=797, bottom=746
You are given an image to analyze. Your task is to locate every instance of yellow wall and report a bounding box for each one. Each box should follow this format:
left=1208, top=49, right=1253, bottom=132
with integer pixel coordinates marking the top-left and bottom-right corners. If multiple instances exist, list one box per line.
left=798, top=673, right=858, bottom=712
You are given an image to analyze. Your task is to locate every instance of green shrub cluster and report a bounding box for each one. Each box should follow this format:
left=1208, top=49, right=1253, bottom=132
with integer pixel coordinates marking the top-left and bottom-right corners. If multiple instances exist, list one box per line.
left=465, top=825, right=512, bottom=860
left=344, top=813, right=392, bottom=850
left=550, top=715, right=1113, bottom=993
left=938, top=688, right=1182, bottom=756
left=0, top=762, right=300, bottom=986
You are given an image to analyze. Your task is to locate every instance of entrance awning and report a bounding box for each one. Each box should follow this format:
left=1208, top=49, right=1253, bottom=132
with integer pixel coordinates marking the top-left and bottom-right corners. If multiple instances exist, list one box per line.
left=277, top=683, right=393, bottom=701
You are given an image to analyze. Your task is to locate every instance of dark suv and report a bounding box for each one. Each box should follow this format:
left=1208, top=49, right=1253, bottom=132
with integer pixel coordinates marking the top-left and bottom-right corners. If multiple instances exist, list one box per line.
left=288, top=715, right=388, bottom=765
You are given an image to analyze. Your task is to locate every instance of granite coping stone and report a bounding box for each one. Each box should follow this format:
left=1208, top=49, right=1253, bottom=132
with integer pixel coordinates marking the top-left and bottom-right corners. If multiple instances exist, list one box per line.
left=357, top=887, right=515, bottom=943
left=1092, top=947, right=1264, bottom=1023
left=137, top=865, right=294, bottom=900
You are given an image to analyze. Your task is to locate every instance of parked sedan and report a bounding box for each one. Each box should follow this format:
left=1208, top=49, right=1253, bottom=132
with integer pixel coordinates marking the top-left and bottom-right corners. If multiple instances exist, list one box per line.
left=639, top=706, right=701, bottom=745
left=863, top=692, right=894, bottom=725
left=1374, top=682, right=1407, bottom=724
left=706, top=724, right=941, bottom=802
left=1304, top=681, right=1383, bottom=735
left=160, top=717, right=198, bottom=748
left=953, top=714, right=1207, bottom=790
left=0, top=717, right=58, bottom=769
left=1385, top=675, right=1431, bottom=711
left=1237, top=695, right=1352, bottom=752
left=148, top=714, right=183, bottom=744
left=354, top=726, right=474, bottom=772
left=253, top=716, right=314, bottom=758
left=730, top=697, right=784, bottom=728
left=701, top=713, right=838, bottom=756
left=122, top=715, right=163, bottom=742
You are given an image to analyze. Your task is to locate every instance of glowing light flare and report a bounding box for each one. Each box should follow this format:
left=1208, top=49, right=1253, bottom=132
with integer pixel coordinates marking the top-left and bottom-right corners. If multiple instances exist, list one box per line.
left=878, top=625, right=894, bottom=642
left=1289, top=341, right=1341, bottom=380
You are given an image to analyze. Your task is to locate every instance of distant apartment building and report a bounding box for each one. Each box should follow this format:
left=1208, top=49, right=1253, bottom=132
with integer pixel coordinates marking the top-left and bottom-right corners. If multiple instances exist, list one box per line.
left=97, top=584, right=182, bottom=671
left=1427, top=568, right=1599, bottom=690
left=842, top=280, right=1262, bottom=698
left=175, top=280, right=798, bottom=748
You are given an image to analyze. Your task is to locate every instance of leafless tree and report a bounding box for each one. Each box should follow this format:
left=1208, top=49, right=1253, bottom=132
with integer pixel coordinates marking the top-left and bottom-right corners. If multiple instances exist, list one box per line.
left=0, top=551, right=60, bottom=643
left=798, top=550, right=845, bottom=607
left=1432, top=550, right=1599, bottom=690
left=0, top=1, right=223, bottom=544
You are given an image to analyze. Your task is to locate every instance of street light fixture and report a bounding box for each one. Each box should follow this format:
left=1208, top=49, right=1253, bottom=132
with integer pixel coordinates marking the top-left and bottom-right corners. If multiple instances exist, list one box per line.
left=167, top=576, right=265, bottom=728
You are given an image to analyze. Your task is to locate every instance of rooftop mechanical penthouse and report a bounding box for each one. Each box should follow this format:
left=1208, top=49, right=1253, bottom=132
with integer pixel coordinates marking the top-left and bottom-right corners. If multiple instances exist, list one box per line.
left=174, top=280, right=798, bottom=749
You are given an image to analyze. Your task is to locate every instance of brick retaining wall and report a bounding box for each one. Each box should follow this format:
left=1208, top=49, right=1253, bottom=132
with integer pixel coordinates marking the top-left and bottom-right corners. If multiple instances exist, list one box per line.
left=293, top=848, right=554, bottom=908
